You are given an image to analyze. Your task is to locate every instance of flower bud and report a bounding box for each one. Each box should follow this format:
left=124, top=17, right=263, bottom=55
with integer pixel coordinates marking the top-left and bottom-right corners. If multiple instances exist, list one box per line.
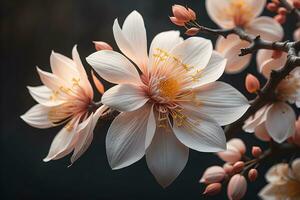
left=203, top=183, right=222, bottom=196
left=251, top=146, right=262, bottom=158
left=293, top=27, right=300, bottom=41
left=274, top=14, right=286, bottom=24
left=223, top=163, right=234, bottom=175
left=172, top=5, right=191, bottom=22
left=266, top=3, right=278, bottom=12
left=200, top=166, right=226, bottom=184
left=185, top=27, right=200, bottom=36
left=93, top=41, right=113, bottom=51
left=227, top=174, right=247, bottom=200
left=278, top=7, right=287, bottom=15
left=233, top=161, right=245, bottom=173
left=228, top=138, right=246, bottom=154
left=245, top=74, right=260, bottom=93
left=248, top=169, right=258, bottom=182
left=188, top=8, right=196, bottom=20
left=169, top=17, right=185, bottom=26
left=294, top=1, right=300, bottom=9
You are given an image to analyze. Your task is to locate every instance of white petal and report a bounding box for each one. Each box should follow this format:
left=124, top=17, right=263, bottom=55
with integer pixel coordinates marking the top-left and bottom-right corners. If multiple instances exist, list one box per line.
left=113, top=11, right=148, bottom=72
left=36, top=67, right=64, bottom=91
left=21, top=104, right=53, bottom=129
left=27, top=85, right=64, bottom=107
left=172, top=113, right=226, bottom=153
left=190, top=51, right=226, bottom=88
left=148, top=31, right=183, bottom=70
left=266, top=102, right=296, bottom=143
left=246, top=17, right=284, bottom=42
left=102, top=84, right=148, bottom=112
left=248, top=0, right=266, bottom=18
left=106, top=104, right=153, bottom=169
left=72, top=45, right=94, bottom=99
left=145, top=105, right=156, bottom=149
left=86, top=50, right=141, bottom=84
left=243, top=105, right=271, bottom=133
left=205, top=0, right=234, bottom=28
left=43, top=117, right=80, bottom=162
left=171, top=37, right=213, bottom=74
left=187, top=81, right=249, bottom=126
left=70, top=105, right=107, bottom=163
left=146, top=124, right=189, bottom=188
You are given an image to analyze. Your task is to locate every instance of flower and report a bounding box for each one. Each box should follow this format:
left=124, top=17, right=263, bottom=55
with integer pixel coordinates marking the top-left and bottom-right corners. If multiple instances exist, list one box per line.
left=259, top=159, right=300, bottom=200
left=206, top=0, right=283, bottom=73
left=227, top=174, right=247, bottom=200
left=243, top=68, right=300, bottom=143
left=87, top=11, right=249, bottom=187
left=21, top=46, right=108, bottom=164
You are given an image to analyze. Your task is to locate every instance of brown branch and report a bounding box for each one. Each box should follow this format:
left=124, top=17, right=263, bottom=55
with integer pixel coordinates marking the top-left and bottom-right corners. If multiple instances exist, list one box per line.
left=191, top=23, right=300, bottom=139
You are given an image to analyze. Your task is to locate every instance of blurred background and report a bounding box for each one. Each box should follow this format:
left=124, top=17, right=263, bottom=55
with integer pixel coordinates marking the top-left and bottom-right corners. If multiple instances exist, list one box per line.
left=1, top=0, right=298, bottom=199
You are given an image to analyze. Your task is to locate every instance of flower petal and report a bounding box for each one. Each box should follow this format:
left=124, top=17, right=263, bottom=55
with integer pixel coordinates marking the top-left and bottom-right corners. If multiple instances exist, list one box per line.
left=102, top=84, right=148, bottom=112
left=243, top=105, right=271, bottom=133
left=86, top=50, right=141, bottom=84
left=172, top=111, right=226, bottom=152
left=113, top=10, right=148, bottom=72
left=254, top=123, right=271, bottom=141
left=106, top=104, right=154, bottom=169
left=21, top=104, right=53, bottom=129
left=43, top=117, right=80, bottom=162
left=145, top=105, right=156, bottom=149
left=246, top=16, right=284, bottom=42
left=36, top=67, right=64, bottom=91
left=265, top=102, right=296, bottom=143
left=205, top=0, right=233, bottom=28
left=27, top=85, right=64, bottom=107
left=186, top=81, right=249, bottom=126
left=248, top=0, right=266, bottom=18
left=146, top=124, right=189, bottom=188
left=170, top=37, right=213, bottom=74
left=70, top=105, right=108, bottom=163
left=190, top=51, right=226, bottom=88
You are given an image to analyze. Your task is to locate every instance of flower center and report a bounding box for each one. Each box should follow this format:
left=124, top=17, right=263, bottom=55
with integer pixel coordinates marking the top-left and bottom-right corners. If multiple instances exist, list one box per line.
left=224, top=0, right=254, bottom=26
left=158, top=78, right=180, bottom=100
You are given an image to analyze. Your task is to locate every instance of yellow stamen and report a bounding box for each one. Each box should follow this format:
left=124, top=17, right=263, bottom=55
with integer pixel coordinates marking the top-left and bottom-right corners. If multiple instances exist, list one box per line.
left=158, top=78, right=180, bottom=99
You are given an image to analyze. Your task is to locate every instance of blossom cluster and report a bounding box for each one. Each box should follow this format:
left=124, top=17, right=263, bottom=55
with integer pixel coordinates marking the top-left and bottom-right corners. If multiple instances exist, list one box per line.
left=21, top=0, right=300, bottom=199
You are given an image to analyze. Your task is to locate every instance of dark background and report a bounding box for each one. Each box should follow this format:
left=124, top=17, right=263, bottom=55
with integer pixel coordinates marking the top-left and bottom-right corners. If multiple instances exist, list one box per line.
left=0, top=0, right=298, bottom=199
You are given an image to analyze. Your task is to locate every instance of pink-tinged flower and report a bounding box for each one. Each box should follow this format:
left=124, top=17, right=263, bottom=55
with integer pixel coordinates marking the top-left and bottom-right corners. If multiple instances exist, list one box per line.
left=259, top=159, right=300, bottom=200
left=87, top=11, right=249, bottom=187
left=227, top=174, right=247, bottom=200
left=200, top=166, right=226, bottom=184
left=206, top=0, right=283, bottom=73
left=256, top=49, right=287, bottom=78
left=217, top=138, right=246, bottom=162
left=243, top=68, right=300, bottom=143
left=21, top=46, right=108, bottom=164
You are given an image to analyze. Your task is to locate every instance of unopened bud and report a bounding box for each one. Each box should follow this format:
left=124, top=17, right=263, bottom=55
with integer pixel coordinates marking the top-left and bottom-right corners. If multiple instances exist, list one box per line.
left=93, top=41, right=113, bottom=51
left=251, top=146, right=262, bottom=158
left=200, top=166, right=226, bottom=184
left=223, top=163, right=234, bottom=175
left=274, top=14, right=286, bottom=24
left=185, top=27, right=200, bottom=36
left=294, top=1, right=300, bottom=9
left=248, top=169, right=258, bottom=182
left=233, top=161, right=245, bottom=173
left=267, top=3, right=278, bottom=12
left=172, top=4, right=192, bottom=22
left=245, top=74, right=260, bottom=93
left=188, top=8, right=196, bottom=20
left=169, top=16, right=185, bottom=26
left=227, top=174, right=247, bottom=200
left=203, top=183, right=222, bottom=196
left=278, top=7, right=287, bottom=15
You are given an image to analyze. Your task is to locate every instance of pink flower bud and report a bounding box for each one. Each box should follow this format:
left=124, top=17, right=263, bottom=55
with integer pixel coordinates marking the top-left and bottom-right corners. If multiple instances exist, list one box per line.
left=188, top=8, right=196, bottom=20
left=200, top=166, right=226, bottom=184
left=278, top=7, right=287, bottom=15
left=223, top=163, right=234, bottom=175
left=172, top=4, right=192, bottom=22
left=93, top=41, right=113, bottom=51
left=293, top=27, right=300, bottom=41
left=169, top=17, right=185, bottom=26
left=245, top=74, right=260, bottom=93
left=266, top=3, right=278, bottom=12
left=227, top=174, right=247, bottom=200
left=185, top=27, right=200, bottom=36
left=233, top=161, right=245, bottom=173
left=274, top=14, right=286, bottom=24
left=203, top=183, right=222, bottom=196
left=294, top=1, right=300, bottom=9
left=248, top=169, right=258, bottom=182
left=217, top=139, right=245, bottom=163
left=251, top=146, right=262, bottom=158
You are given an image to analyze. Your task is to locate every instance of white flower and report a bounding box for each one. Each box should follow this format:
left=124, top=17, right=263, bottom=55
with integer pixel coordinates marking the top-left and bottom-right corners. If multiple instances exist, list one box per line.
left=21, top=46, right=108, bottom=164
left=259, top=159, right=300, bottom=200
left=206, top=0, right=283, bottom=73
left=87, top=11, right=249, bottom=187
left=244, top=68, right=300, bottom=143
